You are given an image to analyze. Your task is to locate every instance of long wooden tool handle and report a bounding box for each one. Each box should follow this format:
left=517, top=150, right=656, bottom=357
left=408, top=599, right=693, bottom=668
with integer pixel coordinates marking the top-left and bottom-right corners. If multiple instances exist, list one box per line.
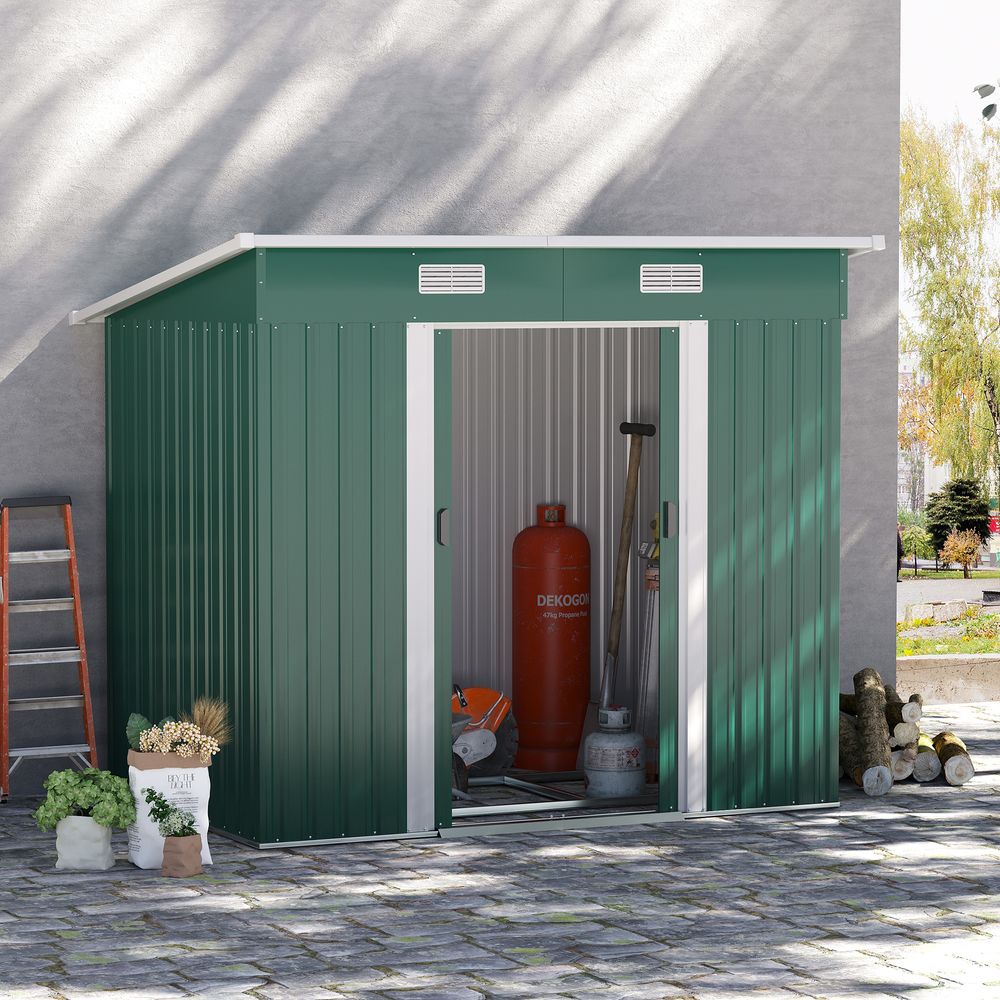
left=599, top=426, right=654, bottom=710
left=607, top=435, right=644, bottom=661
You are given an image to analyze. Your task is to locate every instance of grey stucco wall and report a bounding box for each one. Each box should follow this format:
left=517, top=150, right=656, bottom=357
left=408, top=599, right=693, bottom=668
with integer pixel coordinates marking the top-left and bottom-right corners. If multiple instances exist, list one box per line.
left=0, top=0, right=899, bottom=790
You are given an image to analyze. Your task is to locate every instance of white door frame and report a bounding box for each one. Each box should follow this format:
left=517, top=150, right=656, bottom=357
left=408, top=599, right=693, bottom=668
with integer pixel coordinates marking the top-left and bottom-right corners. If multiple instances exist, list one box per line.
left=404, top=320, right=709, bottom=833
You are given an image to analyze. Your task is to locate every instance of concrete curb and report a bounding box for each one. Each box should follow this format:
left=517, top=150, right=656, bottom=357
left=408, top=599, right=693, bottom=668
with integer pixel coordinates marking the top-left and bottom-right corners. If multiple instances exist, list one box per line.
left=897, top=654, right=1000, bottom=703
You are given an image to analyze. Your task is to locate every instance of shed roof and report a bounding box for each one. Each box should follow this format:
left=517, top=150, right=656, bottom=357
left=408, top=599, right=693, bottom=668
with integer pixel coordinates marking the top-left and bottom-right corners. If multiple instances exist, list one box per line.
left=69, top=233, right=886, bottom=326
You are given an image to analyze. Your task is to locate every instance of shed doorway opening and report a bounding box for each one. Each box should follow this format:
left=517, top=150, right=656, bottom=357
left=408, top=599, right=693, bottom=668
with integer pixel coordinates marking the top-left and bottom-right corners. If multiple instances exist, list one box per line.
left=440, top=326, right=669, bottom=828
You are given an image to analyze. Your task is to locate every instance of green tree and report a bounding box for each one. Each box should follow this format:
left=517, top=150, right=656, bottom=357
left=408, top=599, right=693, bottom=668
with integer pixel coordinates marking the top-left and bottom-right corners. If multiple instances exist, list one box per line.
left=900, top=113, right=1000, bottom=480
left=924, top=478, right=991, bottom=554
left=898, top=508, right=927, bottom=530
left=900, top=523, right=934, bottom=575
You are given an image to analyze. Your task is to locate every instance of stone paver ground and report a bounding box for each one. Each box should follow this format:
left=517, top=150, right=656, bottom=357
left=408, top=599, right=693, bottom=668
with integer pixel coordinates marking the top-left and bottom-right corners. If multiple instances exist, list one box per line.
left=2, top=703, right=999, bottom=1000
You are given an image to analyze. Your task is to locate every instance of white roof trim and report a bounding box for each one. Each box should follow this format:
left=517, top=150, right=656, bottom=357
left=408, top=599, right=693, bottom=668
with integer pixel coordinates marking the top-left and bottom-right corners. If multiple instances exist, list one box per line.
left=69, top=233, right=254, bottom=326
left=70, top=232, right=885, bottom=325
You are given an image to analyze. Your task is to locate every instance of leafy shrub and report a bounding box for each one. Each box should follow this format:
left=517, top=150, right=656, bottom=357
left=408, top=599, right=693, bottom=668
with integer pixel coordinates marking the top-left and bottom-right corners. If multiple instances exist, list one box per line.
left=33, top=769, right=136, bottom=831
left=940, top=529, right=984, bottom=579
left=142, top=788, right=197, bottom=838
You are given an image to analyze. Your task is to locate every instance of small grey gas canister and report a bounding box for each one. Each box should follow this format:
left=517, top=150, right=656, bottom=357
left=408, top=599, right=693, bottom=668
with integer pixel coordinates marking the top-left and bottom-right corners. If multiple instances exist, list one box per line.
left=584, top=706, right=645, bottom=797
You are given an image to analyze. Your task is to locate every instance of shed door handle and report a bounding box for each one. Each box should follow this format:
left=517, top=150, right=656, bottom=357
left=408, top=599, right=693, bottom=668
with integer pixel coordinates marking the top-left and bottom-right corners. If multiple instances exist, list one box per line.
left=663, top=501, right=677, bottom=539
left=437, top=508, right=450, bottom=547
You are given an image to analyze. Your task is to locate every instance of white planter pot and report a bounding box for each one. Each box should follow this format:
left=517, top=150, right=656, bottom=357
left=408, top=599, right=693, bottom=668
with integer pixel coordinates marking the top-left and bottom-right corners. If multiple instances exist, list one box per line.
left=55, top=816, right=115, bottom=871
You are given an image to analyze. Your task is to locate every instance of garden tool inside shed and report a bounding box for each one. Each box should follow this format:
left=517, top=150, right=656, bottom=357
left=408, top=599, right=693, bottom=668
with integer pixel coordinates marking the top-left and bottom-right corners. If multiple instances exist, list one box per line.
left=450, top=684, right=518, bottom=794
left=583, top=422, right=655, bottom=797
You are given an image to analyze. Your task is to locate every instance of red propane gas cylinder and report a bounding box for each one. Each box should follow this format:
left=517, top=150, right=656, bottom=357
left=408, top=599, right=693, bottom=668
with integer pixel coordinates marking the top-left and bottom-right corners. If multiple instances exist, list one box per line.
left=512, top=503, right=591, bottom=771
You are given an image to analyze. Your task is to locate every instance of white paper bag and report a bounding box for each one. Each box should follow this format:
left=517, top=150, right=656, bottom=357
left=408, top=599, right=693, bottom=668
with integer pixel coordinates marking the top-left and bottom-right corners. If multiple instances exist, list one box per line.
left=127, top=751, right=213, bottom=869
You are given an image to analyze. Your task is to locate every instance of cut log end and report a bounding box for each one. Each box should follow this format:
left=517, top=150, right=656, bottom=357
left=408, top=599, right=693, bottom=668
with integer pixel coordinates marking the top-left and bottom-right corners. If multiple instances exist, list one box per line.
left=862, top=765, right=893, bottom=796
left=943, top=754, right=975, bottom=786
left=933, top=731, right=975, bottom=786
left=900, top=701, right=923, bottom=724
left=893, top=721, right=920, bottom=746
left=890, top=750, right=915, bottom=782
left=912, top=750, right=942, bottom=783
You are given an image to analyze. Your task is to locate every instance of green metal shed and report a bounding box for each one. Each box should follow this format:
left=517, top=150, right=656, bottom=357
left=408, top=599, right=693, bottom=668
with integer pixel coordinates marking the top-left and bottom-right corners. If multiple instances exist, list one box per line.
left=71, top=233, right=884, bottom=847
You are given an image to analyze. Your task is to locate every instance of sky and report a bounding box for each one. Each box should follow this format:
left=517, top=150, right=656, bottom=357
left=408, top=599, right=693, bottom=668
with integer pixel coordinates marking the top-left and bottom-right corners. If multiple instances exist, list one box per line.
left=901, top=1, right=1000, bottom=125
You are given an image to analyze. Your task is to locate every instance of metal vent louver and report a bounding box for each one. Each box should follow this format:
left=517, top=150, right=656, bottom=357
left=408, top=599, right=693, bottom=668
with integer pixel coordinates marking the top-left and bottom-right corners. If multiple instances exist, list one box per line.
left=418, top=263, right=486, bottom=294
left=639, top=263, right=703, bottom=293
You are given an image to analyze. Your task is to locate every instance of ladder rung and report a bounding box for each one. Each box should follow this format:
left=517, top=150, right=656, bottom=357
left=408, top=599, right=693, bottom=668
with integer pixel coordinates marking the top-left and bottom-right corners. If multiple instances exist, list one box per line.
left=9, top=647, right=82, bottom=665
left=9, top=695, right=84, bottom=712
left=0, top=495, right=72, bottom=510
left=8, top=744, right=91, bottom=759
left=8, top=549, right=71, bottom=564
left=8, top=597, right=74, bottom=613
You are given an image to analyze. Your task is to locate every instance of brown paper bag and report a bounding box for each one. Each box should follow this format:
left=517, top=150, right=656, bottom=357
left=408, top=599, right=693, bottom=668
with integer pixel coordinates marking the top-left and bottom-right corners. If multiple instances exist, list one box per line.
left=161, top=834, right=203, bottom=877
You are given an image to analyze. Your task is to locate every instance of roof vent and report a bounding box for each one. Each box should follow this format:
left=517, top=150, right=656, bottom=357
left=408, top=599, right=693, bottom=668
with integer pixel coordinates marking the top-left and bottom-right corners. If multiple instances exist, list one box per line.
left=639, top=263, right=703, bottom=293
left=418, top=263, right=486, bottom=294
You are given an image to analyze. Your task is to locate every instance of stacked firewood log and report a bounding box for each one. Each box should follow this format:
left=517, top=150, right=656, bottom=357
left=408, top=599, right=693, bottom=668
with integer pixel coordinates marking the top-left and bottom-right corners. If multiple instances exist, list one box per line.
left=838, top=667, right=975, bottom=796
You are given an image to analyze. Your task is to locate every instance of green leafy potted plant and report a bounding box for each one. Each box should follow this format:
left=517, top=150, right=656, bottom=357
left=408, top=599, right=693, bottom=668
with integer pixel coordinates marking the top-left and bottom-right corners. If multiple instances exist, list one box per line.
left=142, top=788, right=203, bottom=877
left=33, top=768, right=136, bottom=870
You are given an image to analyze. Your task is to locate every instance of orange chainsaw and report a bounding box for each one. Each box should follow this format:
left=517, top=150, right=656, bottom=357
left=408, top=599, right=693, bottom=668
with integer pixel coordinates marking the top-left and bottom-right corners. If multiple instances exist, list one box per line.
left=450, top=684, right=519, bottom=791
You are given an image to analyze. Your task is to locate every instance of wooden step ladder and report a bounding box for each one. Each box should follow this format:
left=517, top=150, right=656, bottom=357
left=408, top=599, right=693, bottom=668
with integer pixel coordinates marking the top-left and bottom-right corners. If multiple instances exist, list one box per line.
left=0, top=496, right=98, bottom=800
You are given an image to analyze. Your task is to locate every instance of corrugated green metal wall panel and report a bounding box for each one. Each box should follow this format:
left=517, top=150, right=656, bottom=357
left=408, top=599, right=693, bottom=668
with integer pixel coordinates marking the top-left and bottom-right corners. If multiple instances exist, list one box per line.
left=255, top=321, right=407, bottom=843
left=371, top=323, right=407, bottom=835
left=707, top=318, right=839, bottom=811
left=106, top=317, right=258, bottom=839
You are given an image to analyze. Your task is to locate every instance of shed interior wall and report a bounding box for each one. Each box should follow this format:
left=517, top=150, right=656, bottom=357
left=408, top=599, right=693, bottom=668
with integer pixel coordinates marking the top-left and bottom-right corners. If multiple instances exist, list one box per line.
left=450, top=327, right=660, bottom=713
